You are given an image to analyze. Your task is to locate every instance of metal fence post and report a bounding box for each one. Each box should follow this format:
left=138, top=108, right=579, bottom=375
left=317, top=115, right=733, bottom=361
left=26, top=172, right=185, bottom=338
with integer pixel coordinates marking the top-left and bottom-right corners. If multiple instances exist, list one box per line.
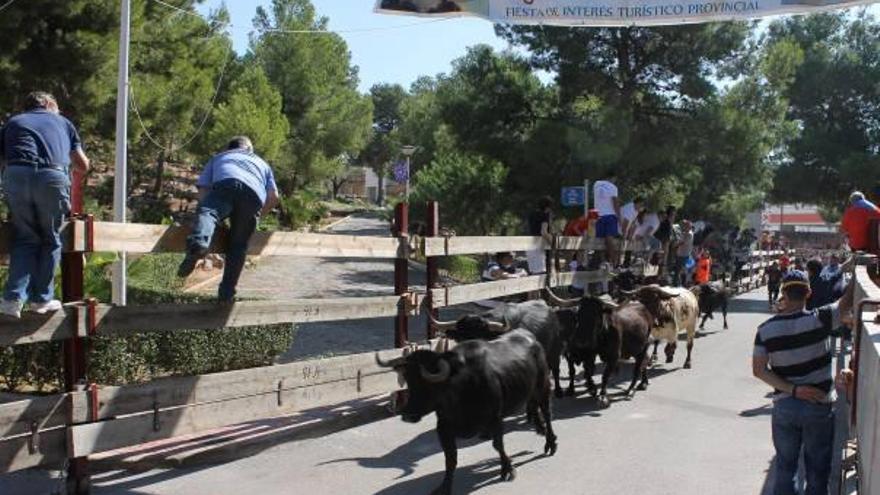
left=62, top=169, right=90, bottom=494
left=394, top=202, right=409, bottom=348
left=425, top=201, right=439, bottom=340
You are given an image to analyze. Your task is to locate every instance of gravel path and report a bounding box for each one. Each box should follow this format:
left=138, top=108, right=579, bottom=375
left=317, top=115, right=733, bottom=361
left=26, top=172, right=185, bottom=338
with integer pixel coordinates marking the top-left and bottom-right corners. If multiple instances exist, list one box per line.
left=215, top=212, right=437, bottom=361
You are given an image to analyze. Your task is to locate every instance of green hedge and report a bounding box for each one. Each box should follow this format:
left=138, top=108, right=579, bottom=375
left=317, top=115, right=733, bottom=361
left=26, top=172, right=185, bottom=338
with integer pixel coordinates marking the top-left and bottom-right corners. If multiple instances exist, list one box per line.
left=0, top=254, right=294, bottom=392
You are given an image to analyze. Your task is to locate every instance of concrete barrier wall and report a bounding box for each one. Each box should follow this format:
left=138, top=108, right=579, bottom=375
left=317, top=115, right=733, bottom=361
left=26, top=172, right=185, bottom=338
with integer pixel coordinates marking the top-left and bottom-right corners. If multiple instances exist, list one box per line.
left=853, top=266, right=880, bottom=493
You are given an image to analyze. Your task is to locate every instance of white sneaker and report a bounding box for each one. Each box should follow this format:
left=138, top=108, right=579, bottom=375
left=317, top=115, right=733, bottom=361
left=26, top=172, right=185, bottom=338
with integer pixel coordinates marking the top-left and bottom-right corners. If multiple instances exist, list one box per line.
left=0, top=299, right=23, bottom=319
left=28, top=300, right=63, bottom=315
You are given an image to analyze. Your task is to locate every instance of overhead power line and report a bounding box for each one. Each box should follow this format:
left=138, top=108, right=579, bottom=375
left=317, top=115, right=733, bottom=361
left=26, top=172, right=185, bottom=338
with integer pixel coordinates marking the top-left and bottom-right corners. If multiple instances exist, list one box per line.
left=0, top=0, right=18, bottom=15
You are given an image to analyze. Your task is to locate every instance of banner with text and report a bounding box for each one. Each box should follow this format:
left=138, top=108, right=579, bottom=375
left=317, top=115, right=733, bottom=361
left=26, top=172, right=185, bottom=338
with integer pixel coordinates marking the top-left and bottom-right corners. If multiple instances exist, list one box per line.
left=375, top=0, right=874, bottom=26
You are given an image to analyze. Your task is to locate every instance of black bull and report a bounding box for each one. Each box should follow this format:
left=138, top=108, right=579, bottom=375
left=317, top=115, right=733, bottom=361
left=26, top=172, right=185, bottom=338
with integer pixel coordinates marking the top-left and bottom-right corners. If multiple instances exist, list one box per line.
left=693, top=281, right=730, bottom=330
left=376, top=329, right=557, bottom=495
left=433, top=300, right=566, bottom=397
left=551, top=293, right=652, bottom=407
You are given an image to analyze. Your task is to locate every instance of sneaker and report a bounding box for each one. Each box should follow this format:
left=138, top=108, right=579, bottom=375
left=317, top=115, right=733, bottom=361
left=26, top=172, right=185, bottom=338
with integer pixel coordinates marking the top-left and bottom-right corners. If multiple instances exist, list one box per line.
left=28, top=300, right=63, bottom=314
left=177, top=249, right=207, bottom=278
left=0, top=299, right=23, bottom=319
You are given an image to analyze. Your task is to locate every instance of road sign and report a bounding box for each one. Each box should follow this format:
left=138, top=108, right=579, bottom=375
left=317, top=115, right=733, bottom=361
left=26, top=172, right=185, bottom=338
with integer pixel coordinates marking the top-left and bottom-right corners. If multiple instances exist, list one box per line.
left=561, top=186, right=586, bottom=207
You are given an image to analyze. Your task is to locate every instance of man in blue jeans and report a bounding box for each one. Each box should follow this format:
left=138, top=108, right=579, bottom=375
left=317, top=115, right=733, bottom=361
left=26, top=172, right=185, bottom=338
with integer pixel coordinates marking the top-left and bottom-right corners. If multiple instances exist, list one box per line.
left=178, top=136, right=279, bottom=302
left=752, top=270, right=854, bottom=495
left=0, top=92, right=90, bottom=319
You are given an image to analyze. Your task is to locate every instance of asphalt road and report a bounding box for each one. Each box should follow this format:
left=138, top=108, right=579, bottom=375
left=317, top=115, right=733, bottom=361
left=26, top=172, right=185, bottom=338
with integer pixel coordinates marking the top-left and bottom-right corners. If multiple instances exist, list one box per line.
left=78, top=290, right=780, bottom=495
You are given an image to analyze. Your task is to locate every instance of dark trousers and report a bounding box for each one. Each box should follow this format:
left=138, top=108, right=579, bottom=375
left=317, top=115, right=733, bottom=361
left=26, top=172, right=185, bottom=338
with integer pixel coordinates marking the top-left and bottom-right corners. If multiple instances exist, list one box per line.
left=769, top=283, right=780, bottom=305
left=186, top=179, right=262, bottom=301
left=2, top=166, right=70, bottom=303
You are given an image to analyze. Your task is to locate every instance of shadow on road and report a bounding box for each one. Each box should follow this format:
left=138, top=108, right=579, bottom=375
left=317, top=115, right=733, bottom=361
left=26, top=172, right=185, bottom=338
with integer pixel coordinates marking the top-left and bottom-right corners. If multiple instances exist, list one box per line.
left=740, top=403, right=773, bottom=417
left=370, top=449, right=545, bottom=495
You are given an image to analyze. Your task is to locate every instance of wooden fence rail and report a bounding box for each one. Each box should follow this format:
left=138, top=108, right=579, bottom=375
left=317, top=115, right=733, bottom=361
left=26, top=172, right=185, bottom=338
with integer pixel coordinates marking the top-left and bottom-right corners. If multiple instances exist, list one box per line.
left=0, top=208, right=789, bottom=490
left=0, top=221, right=407, bottom=259
left=0, top=345, right=419, bottom=472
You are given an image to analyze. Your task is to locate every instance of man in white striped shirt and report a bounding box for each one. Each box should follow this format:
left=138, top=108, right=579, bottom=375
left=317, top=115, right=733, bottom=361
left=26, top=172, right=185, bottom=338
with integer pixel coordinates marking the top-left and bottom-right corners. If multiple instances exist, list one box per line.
left=752, top=270, right=854, bottom=495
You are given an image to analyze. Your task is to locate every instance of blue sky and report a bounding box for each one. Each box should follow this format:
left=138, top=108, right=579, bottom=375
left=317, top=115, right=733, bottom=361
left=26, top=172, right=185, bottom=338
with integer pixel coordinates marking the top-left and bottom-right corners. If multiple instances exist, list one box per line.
left=197, top=1, right=511, bottom=92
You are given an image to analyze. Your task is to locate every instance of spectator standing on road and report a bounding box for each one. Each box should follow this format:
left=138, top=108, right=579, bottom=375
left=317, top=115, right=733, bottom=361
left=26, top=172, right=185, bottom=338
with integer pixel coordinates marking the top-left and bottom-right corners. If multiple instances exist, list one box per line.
left=526, top=196, right=554, bottom=274
left=806, top=257, right=849, bottom=311
left=178, top=136, right=280, bottom=302
left=593, top=173, right=622, bottom=266
left=840, top=191, right=880, bottom=252
left=694, top=249, right=712, bottom=285
left=673, top=220, right=694, bottom=287
left=752, top=270, right=854, bottom=495
left=0, top=92, right=90, bottom=319
left=766, top=261, right=782, bottom=309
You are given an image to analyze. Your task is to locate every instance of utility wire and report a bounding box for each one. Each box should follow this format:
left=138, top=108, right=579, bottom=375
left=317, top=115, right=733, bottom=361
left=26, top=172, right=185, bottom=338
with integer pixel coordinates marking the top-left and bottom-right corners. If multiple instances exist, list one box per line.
left=0, top=0, right=18, bottom=14
left=129, top=42, right=233, bottom=153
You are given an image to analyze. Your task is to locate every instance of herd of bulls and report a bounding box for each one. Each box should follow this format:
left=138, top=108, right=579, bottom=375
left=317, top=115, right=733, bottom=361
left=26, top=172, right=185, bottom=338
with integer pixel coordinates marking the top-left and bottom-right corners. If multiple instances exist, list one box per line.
left=375, top=274, right=731, bottom=495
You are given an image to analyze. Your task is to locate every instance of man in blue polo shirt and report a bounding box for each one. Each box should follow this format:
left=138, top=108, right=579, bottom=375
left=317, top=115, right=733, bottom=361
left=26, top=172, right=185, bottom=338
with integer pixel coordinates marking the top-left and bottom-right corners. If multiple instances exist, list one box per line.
left=0, top=92, right=90, bottom=319
left=752, top=270, right=854, bottom=495
left=178, top=136, right=280, bottom=302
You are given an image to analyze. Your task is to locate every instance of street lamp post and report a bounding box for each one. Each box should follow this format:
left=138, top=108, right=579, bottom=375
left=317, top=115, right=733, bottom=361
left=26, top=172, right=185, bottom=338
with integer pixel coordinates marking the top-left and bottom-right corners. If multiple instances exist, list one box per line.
left=401, top=145, right=416, bottom=202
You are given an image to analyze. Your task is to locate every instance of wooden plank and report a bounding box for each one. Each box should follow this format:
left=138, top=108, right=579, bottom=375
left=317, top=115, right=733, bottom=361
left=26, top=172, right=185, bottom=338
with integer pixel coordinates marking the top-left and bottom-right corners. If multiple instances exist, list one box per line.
left=551, top=270, right=612, bottom=287
left=68, top=369, right=401, bottom=457
left=430, top=275, right=547, bottom=307
left=0, top=394, right=68, bottom=439
left=0, top=296, right=402, bottom=346
left=87, top=222, right=404, bottom=259
left=0, top=310, right=75, bottom=347
left=424, top=236, right=545, bottom=257
left=94, top=296, right=401, bottom=337
left=0, top=427, right=66, bottom=473
left=556, top=236, right=646, bottom=252
left=430, top=270, right=611, bottom=307
left=424, top=235, right=646, bottom=257
left=71, top=348, right=408, bottom=421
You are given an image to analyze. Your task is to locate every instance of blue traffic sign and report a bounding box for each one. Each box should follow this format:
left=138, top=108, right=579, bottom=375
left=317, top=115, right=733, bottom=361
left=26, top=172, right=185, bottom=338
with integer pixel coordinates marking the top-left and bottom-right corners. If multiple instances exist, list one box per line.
left=561, top=186, right=585, bottom=207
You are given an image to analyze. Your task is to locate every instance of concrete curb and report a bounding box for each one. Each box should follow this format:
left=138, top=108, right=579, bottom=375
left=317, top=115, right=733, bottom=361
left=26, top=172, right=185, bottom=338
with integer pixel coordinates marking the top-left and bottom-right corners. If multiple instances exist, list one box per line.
left=90, top=396, right=393, bottom=473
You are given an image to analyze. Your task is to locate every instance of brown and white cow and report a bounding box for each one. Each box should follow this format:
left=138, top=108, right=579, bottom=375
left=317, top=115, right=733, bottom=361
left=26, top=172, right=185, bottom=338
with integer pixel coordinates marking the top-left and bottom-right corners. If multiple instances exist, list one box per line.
left=626, top=285, right=699, bottom=369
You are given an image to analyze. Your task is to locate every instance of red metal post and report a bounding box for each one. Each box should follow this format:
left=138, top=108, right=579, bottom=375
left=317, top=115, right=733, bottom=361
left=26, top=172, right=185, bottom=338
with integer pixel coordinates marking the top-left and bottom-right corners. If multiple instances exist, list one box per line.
left=425, top=201, right=439, bottom=339
left=394, top=202, right=410, bottom=348
left=62, top=170, right=90, bottom=495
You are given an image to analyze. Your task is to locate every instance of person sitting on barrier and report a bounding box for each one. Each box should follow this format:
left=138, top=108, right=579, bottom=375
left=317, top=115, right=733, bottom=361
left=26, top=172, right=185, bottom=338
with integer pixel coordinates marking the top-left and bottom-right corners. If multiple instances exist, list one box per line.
left=526, top=196, right=554, bottom=275
left=593, top=172, right=622, bottom=267
left=482, top=252, right=526, bottom=281
left=841, top=191, right=880, bottom=252
left=753, top=270, right=855, bottom=495
left=0, top=92, right=90, bottom=319
left=178, top=136, right=280, bottom=303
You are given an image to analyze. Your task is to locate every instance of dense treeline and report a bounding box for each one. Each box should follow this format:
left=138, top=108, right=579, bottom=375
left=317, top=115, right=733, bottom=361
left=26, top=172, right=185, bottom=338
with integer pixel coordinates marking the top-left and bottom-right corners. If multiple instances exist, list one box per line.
left=1, top=0, right=879, bottom=233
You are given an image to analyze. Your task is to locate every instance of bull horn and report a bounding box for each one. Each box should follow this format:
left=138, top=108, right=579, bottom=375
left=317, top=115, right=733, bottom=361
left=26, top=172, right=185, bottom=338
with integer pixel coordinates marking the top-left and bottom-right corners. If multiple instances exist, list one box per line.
left=544, top=289, right=580, bottom=308
left=375, top=353, right=407, bottom=368
left=486, top=320, right=509, bottom=333
left=428, top=312, right=458, bottom=331
left=420, top=359, right=451, bottom=383
left=597, top=295, right=618, bottom=310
